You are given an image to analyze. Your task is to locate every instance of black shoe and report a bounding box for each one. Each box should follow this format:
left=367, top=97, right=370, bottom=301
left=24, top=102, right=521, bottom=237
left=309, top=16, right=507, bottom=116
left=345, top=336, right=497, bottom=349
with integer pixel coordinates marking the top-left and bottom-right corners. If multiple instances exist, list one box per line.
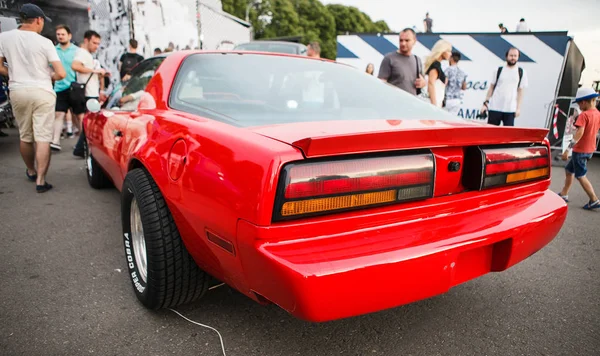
left=73, top=149, right=84, bottom=158
left=26, top=169, right=37, bottom=182
left=36, top=182, right=53, bottom=193
left=50, top=143, right=62, bottom=151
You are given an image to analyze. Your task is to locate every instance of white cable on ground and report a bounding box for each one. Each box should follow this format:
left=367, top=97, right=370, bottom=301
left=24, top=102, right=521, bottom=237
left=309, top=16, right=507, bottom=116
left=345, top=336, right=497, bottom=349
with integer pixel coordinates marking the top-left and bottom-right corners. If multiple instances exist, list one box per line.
left=168, top=308, right=227, bottom=356
left=209, top=283, right=226, bottom=290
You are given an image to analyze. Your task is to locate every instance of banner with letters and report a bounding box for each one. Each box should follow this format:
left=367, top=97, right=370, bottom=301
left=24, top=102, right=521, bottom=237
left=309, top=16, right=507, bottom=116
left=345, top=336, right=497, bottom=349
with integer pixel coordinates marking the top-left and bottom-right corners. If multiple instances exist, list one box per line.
left=336, top=32, right=572, bottom=129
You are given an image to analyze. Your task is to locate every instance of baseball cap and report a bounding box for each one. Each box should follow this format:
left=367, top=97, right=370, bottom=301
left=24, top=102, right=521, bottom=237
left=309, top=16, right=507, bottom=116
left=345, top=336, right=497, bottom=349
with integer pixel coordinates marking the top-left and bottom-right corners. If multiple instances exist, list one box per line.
left=19, top=3, right=52, bottom=23
left=573, top=87, right=599, bottom=103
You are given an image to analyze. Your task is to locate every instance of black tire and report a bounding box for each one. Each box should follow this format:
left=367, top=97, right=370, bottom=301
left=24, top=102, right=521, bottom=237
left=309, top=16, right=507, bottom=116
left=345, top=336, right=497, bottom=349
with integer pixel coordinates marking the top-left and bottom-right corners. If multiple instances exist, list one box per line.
left=84, top=135, right=112, bottom=189
left=121, top=168, right=209, bottom=309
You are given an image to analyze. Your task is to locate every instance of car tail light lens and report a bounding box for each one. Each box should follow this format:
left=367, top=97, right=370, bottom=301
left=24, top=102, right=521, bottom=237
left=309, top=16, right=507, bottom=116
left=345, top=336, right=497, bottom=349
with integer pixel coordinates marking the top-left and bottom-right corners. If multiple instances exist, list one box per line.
left=464, top=145, right=550, bottom=190
left=273, top=153, right=435, bottom=221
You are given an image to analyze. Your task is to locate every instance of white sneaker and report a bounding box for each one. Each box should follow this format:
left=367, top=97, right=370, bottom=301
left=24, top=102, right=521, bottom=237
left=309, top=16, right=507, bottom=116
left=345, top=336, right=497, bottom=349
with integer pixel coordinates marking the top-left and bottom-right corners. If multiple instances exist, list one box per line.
left=50, top=143, right=62, bottom=151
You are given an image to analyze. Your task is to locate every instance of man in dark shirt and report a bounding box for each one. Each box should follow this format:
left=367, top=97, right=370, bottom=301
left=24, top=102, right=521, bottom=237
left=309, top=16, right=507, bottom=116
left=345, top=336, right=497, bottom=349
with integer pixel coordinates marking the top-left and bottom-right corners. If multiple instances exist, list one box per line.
left=424, top=13, right=433, bottom=33
left=119, top=39, right=144, bottom=81
left=378, top=28, right=426, bottom=96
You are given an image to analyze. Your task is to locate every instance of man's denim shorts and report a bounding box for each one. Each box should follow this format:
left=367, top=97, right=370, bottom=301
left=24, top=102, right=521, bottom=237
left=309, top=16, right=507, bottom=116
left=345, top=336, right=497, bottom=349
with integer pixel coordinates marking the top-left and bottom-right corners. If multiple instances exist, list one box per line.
left=565, top=152, right=593, bottom=178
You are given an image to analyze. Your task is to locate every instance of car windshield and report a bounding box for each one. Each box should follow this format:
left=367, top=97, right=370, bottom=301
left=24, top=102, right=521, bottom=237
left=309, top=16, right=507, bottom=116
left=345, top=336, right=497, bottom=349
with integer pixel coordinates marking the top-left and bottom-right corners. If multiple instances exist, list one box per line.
left=169, top=53, right=462, bottom=127
left=234, top=42, right=303, bottom=55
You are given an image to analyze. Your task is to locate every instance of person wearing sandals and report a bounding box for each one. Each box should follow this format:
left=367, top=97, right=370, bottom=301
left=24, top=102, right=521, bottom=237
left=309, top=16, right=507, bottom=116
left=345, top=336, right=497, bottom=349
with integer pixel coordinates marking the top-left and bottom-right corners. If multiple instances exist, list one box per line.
left=0, top=4, right=66, bottom=193
left=558, top=87, right=600, bottom=210
left=422, top=40, right=452, bottom=107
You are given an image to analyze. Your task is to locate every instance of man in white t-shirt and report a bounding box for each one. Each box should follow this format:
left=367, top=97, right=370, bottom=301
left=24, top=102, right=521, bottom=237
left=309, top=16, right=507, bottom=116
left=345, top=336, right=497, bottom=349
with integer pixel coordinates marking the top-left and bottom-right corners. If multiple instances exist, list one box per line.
left=71, top=30, right=106, bottom=157
left=516, top=18, right=530, bottom=32
left=480, top=47, right=528, bottom=126
left=0, top=3, right=66, bottom=193
left=72, top=30, right=104, bottom=102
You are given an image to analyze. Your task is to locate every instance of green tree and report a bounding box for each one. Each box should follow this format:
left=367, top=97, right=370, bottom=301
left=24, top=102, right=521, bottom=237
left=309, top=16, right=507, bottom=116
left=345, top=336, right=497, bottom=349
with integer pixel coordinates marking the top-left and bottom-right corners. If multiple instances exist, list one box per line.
left=221, top=0, right=390, bottom=59
left=256, top=0, right=302, bottom=40
left=373, top=20, right=391, bottom=33
left=295, top=0, right=336, bottom=59
left=326, top=4, right=391, bottom=35
left=325, top=4, right=352, bottom=33
left=221, top=0, right=248, bottom=20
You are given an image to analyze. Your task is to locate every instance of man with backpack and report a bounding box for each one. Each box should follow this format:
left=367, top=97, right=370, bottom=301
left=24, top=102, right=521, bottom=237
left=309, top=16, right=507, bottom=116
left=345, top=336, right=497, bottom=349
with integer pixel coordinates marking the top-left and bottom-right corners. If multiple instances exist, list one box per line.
left=480, top=47, right=528, bottom=126
left=119, top=39, right=144, bottom=81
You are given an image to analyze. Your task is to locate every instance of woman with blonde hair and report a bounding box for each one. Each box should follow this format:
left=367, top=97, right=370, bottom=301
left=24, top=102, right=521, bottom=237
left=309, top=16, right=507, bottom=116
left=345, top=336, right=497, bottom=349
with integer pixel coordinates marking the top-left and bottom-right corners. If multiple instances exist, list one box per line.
left=422, top=39, right=452, bottom=107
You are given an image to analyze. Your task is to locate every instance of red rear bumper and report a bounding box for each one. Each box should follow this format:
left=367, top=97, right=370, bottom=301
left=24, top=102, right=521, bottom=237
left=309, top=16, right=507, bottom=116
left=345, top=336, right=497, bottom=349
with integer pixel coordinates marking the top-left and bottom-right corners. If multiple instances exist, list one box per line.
left=237, top=189, right=567, bottom=322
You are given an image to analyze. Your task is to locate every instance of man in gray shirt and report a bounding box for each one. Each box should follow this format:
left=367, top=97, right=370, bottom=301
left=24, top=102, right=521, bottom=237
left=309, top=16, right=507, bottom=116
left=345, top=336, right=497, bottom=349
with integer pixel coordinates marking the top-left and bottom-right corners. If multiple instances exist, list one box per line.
left=378, top=28, right=426, bottom=96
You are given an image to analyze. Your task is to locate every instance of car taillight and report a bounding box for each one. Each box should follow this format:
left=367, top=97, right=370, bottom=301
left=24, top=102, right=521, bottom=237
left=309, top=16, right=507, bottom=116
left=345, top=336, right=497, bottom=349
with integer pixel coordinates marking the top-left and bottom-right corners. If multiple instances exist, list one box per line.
left=464, top=145, right=550, bottom=190
left=273, top=153, right=435, bottom=221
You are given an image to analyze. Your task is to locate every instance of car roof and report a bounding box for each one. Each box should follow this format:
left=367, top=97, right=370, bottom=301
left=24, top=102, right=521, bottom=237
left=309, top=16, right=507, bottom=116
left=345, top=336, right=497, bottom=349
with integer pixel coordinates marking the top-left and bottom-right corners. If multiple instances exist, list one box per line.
left=159, top=50, right=332, bottom=63
left=236, top=41, right=305, bottom=46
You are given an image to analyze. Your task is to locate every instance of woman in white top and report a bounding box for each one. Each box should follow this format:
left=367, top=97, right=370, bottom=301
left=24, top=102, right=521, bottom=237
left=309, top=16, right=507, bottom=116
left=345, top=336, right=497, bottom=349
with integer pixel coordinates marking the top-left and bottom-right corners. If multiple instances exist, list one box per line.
left=423, top=40, right=452, bottom=108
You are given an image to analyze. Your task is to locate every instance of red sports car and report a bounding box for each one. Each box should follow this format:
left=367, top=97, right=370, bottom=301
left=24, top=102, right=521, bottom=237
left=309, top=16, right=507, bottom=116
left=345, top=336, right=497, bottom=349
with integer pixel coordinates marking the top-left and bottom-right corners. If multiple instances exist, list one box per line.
left=83, top=51, right=567, bottom=322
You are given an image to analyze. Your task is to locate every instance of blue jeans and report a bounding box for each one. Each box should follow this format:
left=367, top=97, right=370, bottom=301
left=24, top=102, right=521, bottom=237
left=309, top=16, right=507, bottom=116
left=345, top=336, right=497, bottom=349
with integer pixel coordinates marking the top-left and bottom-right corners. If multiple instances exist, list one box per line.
left=565, top=152, right=593, bottom=178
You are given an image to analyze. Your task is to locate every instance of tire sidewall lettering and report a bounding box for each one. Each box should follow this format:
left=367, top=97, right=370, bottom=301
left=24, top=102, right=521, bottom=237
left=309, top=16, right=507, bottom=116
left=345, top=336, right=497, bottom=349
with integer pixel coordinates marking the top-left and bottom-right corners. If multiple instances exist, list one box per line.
left=122, top=185, right=147, bottom=296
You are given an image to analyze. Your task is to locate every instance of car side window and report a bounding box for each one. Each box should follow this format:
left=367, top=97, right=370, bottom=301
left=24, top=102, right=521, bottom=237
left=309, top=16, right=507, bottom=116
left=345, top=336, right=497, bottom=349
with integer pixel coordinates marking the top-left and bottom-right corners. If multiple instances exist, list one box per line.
left=105, top=58, right=165, bottom=111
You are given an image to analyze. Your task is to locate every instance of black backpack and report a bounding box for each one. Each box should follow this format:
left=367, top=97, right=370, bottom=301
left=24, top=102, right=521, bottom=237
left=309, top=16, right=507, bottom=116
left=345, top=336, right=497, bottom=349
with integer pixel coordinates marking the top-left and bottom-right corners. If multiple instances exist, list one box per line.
left=493, top=66, right=523, bottom=94
left=121, top=54, right=141, bottom=76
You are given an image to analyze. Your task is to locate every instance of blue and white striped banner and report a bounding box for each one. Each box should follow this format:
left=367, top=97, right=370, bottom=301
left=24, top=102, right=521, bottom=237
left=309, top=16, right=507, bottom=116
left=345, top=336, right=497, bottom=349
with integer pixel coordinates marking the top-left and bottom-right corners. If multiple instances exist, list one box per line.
left=337, top=33, right=570, bottom=129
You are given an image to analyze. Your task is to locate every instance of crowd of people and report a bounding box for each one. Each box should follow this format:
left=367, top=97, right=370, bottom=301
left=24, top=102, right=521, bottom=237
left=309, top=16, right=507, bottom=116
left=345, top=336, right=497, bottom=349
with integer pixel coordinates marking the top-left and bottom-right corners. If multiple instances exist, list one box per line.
left=367, top=27, right=599, bottom=209
left=0, top=3, right=145, bottom=192
left=0, top=3, right=598, bottom=210
left=371, top=28, right=527, bottom=127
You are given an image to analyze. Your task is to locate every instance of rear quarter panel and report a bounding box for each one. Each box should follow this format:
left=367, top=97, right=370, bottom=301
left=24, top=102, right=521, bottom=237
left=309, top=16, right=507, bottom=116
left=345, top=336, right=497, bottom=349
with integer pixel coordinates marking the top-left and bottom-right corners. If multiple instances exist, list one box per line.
left=130, top=112, right=300, bottom=293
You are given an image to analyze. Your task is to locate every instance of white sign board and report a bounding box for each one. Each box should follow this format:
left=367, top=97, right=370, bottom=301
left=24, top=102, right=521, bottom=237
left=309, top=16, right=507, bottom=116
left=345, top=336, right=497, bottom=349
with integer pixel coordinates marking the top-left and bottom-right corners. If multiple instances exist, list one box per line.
left=336, top=33, right=570, bottom=129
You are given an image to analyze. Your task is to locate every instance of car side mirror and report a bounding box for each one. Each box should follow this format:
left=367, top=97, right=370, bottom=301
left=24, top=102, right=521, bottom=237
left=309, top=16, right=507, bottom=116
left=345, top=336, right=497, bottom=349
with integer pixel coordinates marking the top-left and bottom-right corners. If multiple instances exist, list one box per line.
left=86, top=98, right=101, bottom=113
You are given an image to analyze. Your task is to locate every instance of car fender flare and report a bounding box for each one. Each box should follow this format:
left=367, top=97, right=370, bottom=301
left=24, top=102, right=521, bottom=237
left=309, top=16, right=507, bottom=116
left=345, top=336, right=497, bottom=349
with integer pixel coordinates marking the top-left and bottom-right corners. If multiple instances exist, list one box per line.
left=125, top=142, right=199, bottom=259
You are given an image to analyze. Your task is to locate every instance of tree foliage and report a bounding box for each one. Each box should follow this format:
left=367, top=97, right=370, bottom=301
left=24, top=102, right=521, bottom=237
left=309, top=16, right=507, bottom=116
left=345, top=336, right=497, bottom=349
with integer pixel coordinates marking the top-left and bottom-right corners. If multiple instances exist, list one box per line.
left=221, top=0, right=248, bottom=20
left=255, top=0, right=302, bottom=40
left=222, top=0, right=390, bottom=59
left=295, top=0, right=336, bottom=59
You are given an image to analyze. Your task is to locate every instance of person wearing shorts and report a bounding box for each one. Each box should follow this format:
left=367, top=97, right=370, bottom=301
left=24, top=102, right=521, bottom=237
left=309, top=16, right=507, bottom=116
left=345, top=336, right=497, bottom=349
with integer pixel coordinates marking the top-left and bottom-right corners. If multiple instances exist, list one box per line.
left=0, top=4, right=66, bottom=193
left=558, top=88, right=600, bottom=210
left=52, top=24, right=82, bottom=151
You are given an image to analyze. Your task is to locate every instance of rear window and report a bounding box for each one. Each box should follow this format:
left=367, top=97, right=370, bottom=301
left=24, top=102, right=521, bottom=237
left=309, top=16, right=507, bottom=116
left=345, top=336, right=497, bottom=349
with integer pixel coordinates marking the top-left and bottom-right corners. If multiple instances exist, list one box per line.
left=169, top=53, right=461, bottom=127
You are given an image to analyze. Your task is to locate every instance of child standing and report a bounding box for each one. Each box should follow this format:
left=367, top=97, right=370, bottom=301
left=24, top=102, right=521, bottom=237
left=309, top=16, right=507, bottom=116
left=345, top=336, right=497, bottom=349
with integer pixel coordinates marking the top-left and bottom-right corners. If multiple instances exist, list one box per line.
left=558, top=88, right=600, bottom=210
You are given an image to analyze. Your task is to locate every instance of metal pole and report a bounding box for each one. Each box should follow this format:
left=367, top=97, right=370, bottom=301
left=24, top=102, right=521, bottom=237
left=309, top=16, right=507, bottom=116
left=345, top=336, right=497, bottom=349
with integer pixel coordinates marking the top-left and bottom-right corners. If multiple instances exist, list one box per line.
left=196, top=0, right=202, bottom=49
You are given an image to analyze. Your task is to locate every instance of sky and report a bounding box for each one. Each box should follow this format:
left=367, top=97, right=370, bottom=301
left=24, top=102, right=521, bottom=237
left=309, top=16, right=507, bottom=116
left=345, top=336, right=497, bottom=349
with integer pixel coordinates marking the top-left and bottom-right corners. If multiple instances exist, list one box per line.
left=322, top=0, right=600, bottom=86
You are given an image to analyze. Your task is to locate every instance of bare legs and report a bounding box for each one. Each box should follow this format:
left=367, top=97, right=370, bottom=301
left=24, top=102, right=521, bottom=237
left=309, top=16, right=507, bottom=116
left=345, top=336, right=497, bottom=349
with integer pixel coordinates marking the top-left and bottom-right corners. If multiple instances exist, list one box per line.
left=560, top=171, right=598, bottom=202
left=19, top=140, right=51, bottom=185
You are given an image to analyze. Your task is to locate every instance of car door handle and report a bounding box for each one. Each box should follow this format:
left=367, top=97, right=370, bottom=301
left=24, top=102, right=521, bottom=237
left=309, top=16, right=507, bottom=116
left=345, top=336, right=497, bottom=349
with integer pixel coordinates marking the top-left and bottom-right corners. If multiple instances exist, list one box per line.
left=113, top=130, right=122, bottom=137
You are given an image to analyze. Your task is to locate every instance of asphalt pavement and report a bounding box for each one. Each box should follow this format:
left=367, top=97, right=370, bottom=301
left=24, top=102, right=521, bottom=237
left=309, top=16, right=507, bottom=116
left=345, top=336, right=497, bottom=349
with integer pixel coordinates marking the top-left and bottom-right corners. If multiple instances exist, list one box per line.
left=1, top=127, right=599, bottom=356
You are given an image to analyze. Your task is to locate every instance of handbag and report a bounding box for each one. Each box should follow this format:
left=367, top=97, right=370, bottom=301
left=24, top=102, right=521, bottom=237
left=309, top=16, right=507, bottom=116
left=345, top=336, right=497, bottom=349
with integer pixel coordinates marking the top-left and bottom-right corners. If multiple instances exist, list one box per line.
left=69, top=72, right=94, bottom=103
